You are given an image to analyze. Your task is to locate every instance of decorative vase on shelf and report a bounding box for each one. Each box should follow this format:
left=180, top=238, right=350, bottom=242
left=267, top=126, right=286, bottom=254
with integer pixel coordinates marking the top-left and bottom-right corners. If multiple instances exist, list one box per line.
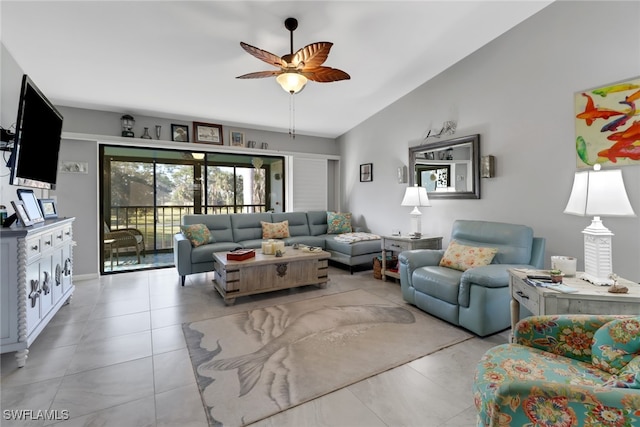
left=141, top=127, right=152, bottom=139
left=155, top=125, right=161, bottom=140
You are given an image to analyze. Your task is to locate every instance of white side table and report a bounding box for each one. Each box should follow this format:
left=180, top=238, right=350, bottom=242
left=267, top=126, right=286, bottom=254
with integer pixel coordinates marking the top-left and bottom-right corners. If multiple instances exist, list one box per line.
left=509, top=269, right=640, bottom=335
left=381, top=235, right=442, bottom=281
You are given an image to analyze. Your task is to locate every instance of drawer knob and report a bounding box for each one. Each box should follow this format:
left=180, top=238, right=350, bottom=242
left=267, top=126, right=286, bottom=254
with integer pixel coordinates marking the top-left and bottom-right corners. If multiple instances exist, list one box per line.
left=45, top=240, right=52, bottom=246
left=31, top=245, right=39, bottom=251
left=516, top=291, right=529, bottom=300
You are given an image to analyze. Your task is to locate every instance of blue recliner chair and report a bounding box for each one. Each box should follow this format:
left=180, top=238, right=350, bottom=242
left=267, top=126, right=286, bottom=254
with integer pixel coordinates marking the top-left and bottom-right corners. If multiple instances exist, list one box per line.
left=399, top=220, right=545, bottom=336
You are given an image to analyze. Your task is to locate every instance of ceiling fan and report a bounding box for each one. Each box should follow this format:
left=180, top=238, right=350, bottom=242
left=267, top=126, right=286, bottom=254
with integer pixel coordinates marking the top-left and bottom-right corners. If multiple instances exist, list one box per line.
left=236, top=17, right=350, bottom=94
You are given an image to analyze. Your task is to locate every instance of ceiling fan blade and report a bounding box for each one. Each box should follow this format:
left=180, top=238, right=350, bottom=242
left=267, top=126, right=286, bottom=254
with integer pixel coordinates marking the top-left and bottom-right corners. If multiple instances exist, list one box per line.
left=240, top=42, right=287, bottom=68
left=292, top=42, right=333, bottom=69
left=236, top=70, right=283, bottom=79
left=302, top=67, right=351, bottom=83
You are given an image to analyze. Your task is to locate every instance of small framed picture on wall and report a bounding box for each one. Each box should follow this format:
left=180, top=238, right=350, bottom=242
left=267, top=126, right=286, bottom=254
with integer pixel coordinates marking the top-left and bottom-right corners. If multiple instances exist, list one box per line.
left=360, top=163, right=373, bottom=182
left=230, top=131, right=245, bottom=147
left=193, top=122, right=223, bottom=145
left=171, top=124, right=189, bottom=142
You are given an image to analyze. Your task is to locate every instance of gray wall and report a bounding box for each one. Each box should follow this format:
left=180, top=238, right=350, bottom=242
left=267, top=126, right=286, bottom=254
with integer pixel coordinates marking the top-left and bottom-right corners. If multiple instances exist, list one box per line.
left=57, top=106, right=339, bottom=156
left=338, top=1, right=640, bottom=281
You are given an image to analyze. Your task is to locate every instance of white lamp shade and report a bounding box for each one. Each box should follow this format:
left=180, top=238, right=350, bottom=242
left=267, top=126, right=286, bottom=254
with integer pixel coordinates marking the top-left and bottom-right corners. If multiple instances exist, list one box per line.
left=401, top=185, right=431, bottom=207
left=276, top=72, right=308, bottom=94
left=564, top=169, right=636, bottom=217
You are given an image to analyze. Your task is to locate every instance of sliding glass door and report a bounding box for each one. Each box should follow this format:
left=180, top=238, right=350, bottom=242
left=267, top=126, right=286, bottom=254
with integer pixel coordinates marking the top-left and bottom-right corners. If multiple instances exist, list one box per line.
left=100, top=146, right=284, bottom=273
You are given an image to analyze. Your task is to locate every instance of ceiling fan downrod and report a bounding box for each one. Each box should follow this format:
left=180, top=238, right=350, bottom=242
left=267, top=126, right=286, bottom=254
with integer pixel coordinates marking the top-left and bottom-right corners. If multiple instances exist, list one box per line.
left=284, top=17, right=298, bottom=56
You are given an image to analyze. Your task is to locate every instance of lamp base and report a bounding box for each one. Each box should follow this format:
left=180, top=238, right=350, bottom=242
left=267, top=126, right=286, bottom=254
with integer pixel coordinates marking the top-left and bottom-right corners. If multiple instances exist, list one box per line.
left=581, top=216, right=614, bottom=286
left=409, top=208, right=422, bottom=237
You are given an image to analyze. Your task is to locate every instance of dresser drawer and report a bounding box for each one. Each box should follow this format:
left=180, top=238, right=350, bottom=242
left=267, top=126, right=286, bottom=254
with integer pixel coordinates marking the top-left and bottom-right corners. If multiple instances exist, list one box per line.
left=53, top=227, right=65, bottom=245
left=25, top=236, right=42, bottom=260
left=61, top=225, right=72, bottom=242
left=512, top=280, right=539, bottom=314
left=41, top=233, right=54, bottom=252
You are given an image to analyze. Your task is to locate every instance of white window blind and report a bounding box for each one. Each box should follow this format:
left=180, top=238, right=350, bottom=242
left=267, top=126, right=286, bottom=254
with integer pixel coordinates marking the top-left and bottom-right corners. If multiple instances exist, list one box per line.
left=291, top=157, right=327, bottom=211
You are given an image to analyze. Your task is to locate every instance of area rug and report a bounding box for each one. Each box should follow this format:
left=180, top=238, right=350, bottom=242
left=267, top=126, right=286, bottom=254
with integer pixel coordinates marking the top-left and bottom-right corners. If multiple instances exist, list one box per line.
left=183, top=289, right=473, bottom=426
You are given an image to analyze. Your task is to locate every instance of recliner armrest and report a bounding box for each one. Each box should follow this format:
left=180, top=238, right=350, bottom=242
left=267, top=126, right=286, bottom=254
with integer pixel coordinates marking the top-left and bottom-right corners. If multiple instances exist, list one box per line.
left=399, top=249, right=444, bottom=289
left=399, top=249, right=445, bottom=272
left=458, top=264, right=536, bottom=307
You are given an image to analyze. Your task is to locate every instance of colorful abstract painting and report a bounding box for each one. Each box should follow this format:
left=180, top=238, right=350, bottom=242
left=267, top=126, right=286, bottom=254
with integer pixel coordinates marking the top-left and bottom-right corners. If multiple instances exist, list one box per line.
left=574, top=77, right=640, bottom=168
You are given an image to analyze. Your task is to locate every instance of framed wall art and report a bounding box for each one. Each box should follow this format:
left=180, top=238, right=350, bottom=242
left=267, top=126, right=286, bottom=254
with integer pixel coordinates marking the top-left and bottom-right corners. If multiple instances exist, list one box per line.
left=193, top=122, right=223, bottom=145
left=171, top=124, right=189, bottom=142
left=575, top=76, right=640, bottom=168
left=230, top=131, right=245, bottom=147
left=360, top=163, right=373, bottom=182
left=59, top=161, right=88, bottom=174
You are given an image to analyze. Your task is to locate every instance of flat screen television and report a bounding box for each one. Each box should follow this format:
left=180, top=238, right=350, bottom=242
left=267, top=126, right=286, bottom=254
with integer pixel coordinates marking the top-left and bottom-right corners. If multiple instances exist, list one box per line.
left=8, top=74, right=63, bottom=190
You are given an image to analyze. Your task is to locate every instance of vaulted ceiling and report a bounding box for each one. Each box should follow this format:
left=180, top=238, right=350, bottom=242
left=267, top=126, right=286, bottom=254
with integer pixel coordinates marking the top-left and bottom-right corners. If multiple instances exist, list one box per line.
left=1, top=1, right=553, bottom=138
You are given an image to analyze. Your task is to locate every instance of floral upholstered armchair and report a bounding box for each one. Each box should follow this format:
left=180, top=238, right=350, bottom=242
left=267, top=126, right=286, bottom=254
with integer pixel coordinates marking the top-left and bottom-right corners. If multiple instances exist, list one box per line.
left=473, top=314, right=640, bottom=427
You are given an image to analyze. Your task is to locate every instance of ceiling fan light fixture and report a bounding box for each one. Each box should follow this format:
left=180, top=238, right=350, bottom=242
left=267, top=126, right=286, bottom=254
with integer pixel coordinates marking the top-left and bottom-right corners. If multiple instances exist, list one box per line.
left=276, top=72, right=307, bottom=94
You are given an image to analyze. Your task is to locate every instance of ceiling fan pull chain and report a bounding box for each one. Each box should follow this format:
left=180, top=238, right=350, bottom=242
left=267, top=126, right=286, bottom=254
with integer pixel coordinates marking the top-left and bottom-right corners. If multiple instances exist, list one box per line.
left=289, top=93, right=296, bottom=139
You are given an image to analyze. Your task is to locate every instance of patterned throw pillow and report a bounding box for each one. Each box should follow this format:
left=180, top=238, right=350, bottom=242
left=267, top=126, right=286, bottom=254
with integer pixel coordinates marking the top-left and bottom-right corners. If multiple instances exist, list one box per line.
left=261, top=220, right=290, bottom=239
left=438, top=240, right=498, bottom=271
left=603, top=356, right=640, bottom=389
left=327, top=212, right=352, bottom=234
left=592, top=317, right=640, bottom=375
left=181, top=224, right=212, bottom=247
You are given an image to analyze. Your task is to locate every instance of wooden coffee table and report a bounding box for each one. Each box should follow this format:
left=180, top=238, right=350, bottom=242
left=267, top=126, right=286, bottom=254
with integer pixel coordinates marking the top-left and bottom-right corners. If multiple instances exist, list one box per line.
left=212, top=248, right=330, bottom=304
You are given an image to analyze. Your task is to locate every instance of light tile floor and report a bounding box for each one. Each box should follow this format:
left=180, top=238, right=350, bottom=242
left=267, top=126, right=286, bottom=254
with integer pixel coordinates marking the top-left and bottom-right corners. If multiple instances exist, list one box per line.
left=1, top=266, right=508, bottom=427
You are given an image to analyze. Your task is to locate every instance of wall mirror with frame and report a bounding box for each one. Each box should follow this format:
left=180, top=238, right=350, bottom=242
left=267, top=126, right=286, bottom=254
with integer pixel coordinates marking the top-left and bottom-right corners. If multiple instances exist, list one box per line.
left=408, top=134, right=480, bottom=199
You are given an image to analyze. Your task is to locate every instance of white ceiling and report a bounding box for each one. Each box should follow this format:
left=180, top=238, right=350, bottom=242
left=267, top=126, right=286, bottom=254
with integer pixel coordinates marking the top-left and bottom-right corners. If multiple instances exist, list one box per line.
left=1, top=1, right=553, bottom=139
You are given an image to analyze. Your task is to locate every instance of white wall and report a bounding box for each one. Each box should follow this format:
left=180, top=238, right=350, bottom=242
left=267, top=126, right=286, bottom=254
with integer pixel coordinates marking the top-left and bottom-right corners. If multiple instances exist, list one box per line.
left=338, top=1, right=640, bottom=281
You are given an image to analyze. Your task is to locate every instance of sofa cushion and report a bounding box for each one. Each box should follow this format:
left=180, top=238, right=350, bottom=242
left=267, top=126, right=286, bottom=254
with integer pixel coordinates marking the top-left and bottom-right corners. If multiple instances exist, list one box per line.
left=327, top=211, right=352, bottom=234
left=284, top=236, right=326, bottom=248
left=412, top=266, right=463, bottom=305
left=261, top=220, right=290, bottom=239
left=272, top=212, right=311, bottom=237
left=192, top=242, right=240, bottom=263
left=324, top=235, right=381, bottom=256
left=183, top=214, right=234, bottom=243
left=592, top=317, right=640, bottom=375
left=231, top=213, right=273, bottom=242
left=439, top=240, right=498, bottom=271
left=180, top=224, right=212, bottom=247
left=451, top=220, right=533, bottom=264
left=307, top=211, right=328, bottom=235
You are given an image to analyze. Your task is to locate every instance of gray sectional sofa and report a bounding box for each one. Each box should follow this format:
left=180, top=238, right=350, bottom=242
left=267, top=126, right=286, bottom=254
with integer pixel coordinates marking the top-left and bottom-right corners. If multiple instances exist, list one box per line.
left=173, top=211, right=383, bottom=285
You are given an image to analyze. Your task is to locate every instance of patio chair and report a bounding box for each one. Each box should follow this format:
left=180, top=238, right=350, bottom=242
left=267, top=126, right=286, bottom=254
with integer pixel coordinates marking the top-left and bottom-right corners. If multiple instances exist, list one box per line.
left=104, top=223, right=145, bottom=265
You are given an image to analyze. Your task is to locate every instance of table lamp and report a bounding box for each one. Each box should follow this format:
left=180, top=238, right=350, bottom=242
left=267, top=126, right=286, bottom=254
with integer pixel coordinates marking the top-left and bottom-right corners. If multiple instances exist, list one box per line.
left=401, top=185, right=431, bottom=238
left=563, top=166, right=636, bottom=285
